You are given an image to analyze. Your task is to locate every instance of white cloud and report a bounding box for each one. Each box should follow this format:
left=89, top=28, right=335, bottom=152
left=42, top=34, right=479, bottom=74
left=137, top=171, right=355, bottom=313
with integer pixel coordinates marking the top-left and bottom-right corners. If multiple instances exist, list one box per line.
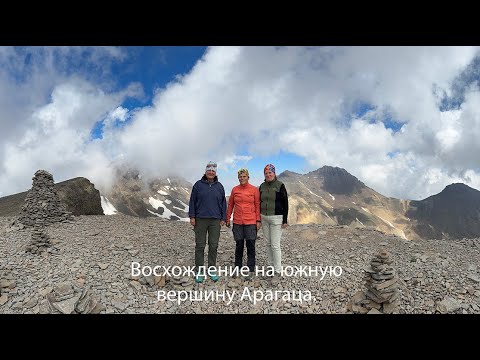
left=0, top=47, right=140, bottom=195
left=0, top=79, right=133, bottom=194
left=103, top=106, right=129, bottom=128
left=3, top=46, right=480, bottom=203
left=220, top=155, right=253, bottom=170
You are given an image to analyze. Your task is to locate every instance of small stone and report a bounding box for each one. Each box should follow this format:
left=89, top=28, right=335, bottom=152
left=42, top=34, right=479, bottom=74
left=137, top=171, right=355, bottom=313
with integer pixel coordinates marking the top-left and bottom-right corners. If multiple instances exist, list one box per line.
left=90, top=303, right=106, bottom=314
left=466, top=286, right=475, bottom=295
left=154, top=275, right=166, bottom=287
left=38, top=286, right=53, bottom=296
left=352, top=303, right=369, bottom=314
left=0, top=279, right=14, bottom=288
left=24, top=298, right=38, bottom=309
left=436, top=297, right=461, bottom=314
left=144, top=275, right=155, bottom=287
left=52, top=294, right=82, bottom=314
left=129, top=281, right=142, bottom=292
left=467, top=274, right=480, bottom=283
left=54, top=283, right=74, bottom=298
left=111, top=299, right=127, bottom=311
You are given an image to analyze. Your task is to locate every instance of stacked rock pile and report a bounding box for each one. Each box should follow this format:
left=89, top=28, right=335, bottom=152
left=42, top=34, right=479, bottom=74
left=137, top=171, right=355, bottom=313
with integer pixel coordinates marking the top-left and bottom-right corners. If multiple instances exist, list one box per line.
left=16, top=170, right=73, bottom=227
left=25, top=219, right=52, bottom=254
left=349, top=250, right=400, bottom=314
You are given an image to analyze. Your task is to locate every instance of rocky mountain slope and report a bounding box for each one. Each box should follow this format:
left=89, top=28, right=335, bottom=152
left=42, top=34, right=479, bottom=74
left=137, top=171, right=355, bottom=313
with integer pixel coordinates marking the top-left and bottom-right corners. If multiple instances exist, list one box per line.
left=3, top=165, right=480, bottom=240
left=0, top=177, right=103, bottom=217
left=1, top=215, right=479, bottom=314
left=407, top=183, right=480, bottom=239
left=104, top=168, right=191, bottom=221
left=279, top=166, right=412, bottom=239
left=279, top=166, right=480, bottom=241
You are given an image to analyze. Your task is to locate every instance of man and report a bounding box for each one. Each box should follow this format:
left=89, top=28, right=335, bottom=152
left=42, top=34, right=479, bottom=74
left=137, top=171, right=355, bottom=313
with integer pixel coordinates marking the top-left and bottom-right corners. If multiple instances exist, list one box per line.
left=188, top=161, right=227, bottom=283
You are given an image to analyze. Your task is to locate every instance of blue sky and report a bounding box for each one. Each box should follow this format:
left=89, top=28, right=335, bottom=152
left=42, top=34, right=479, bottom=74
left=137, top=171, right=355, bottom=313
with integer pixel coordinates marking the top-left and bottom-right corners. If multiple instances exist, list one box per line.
left=2, top=46, right=480, bottom=200
left=90, top=46, right=208, bottom=140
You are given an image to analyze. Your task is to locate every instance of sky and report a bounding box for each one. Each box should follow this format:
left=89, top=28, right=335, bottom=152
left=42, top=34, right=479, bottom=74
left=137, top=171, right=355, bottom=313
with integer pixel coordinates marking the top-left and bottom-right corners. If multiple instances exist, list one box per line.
left=2, top=46, right=480, bottom=200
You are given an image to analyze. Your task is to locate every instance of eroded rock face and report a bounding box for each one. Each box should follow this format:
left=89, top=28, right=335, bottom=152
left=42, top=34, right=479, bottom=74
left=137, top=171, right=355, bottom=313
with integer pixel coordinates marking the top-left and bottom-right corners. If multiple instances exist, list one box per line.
left=54, top=177, right=103, bottom=216
left=16, top=170, right=74, bottom=227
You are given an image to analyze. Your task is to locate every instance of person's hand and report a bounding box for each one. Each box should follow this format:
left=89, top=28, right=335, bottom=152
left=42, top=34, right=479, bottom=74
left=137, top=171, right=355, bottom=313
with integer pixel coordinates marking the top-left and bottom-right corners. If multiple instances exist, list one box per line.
left=190, top=218, right=196, bottom=226
left=220, top=220, right=225, bottom=226
left=281, top=223, right=288, bottom=229
left=256, top=222, right=261, bottom=231
left=225, top=220, right=230, bottom=228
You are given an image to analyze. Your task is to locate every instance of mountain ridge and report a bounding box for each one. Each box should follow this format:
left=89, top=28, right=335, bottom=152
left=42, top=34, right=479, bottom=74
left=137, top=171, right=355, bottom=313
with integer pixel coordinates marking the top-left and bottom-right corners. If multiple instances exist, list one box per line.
left=1, top=167, right=480, bottom=240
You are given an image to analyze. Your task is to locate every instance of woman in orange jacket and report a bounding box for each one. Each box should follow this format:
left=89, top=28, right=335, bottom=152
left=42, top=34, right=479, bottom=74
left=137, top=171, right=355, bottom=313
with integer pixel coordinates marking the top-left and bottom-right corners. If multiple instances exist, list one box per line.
left=226, top=168, right=261, bottom=276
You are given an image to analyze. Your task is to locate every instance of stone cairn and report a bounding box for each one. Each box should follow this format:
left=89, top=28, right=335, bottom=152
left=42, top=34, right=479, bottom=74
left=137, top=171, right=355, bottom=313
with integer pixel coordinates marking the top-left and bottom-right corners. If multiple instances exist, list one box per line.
left=349, top=250, right=400, bottom=314
left=25, top=219, right=52, bottom=254
left=15, top=170, right=73, bottom=228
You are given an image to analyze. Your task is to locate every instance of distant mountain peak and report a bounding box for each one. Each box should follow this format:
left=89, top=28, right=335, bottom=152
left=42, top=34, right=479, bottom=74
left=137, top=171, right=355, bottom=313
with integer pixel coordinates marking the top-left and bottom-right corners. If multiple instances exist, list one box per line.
left=308, top=165, right=365, bottom=195
left=277, top=170, right=302, bottom=178
left=441, top=183, right=476, bottom=194
left=311, top=165, right=355, bottom=176
left=407, top=182, right=480, bottom=239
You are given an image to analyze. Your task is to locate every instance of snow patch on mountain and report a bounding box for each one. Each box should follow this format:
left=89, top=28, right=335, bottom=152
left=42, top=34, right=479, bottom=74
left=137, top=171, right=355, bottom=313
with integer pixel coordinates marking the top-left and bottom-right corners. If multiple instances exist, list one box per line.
left=173, top=199, right=189, bottom=212
left=298, top=180, right=322, bottom=198
left=148, top=197, right=189, bottom=221
left=376, top=215, right=395, bottom=228
left=101, top=195, right=118, bottom=215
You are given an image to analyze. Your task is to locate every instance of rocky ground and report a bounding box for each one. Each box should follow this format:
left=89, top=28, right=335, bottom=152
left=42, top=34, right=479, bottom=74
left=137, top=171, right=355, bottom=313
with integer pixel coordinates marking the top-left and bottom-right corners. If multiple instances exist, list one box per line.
left=1, top=214, right=480, bottom=314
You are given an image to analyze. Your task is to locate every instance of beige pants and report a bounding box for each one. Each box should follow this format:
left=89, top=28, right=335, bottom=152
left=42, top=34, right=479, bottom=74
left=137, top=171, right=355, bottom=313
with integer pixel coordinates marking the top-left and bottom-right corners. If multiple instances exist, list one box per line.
left=261, top=214, right=283, bottom=273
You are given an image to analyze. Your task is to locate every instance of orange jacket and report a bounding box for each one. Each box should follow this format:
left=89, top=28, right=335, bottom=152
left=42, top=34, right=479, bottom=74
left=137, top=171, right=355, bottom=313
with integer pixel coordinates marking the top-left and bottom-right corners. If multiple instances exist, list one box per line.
left=226, top=183, right=261, bottom=225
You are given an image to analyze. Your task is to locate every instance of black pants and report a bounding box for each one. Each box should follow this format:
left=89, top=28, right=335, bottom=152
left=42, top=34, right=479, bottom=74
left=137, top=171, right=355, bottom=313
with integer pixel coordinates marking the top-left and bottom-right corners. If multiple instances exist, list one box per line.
left=232, top=224, right=257, bottom=272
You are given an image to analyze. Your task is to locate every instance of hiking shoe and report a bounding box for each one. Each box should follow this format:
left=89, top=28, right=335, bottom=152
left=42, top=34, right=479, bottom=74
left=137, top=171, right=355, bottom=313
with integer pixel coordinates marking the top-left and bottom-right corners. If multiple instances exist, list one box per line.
left=195, top=275, right=204, bottom=284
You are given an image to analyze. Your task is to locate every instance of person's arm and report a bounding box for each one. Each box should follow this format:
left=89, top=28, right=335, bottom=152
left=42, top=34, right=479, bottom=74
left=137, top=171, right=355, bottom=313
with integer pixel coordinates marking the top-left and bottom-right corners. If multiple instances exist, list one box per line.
left=254, top=187, right=261, bottom=230
left=254, top=187, right=261, bottom=223
left=280, top=183, right=288, bottom=225
left=220, top=184, right=227, bottom=223
left=226, top=188, right=235, bottom=227
left=188, top=183, right=197, bottom=225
